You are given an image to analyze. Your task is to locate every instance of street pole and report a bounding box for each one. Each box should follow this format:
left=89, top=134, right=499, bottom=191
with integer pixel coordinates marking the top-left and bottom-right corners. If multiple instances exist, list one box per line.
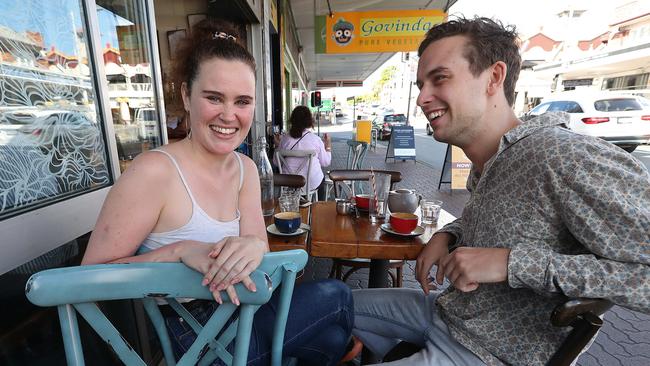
left=406, top=81, right=413, bottom=125
left=353, top=97, right=356, bottom=121
left=317, top=106, right=321, bottom=136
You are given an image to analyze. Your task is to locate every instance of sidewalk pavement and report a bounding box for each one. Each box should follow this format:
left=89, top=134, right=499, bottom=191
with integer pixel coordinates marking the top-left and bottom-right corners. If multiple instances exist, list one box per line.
left=301, top=122, right=650, bottom=366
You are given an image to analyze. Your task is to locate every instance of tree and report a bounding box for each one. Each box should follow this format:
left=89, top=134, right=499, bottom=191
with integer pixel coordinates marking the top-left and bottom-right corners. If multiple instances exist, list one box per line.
left=370, top=66, right=397, bottom=102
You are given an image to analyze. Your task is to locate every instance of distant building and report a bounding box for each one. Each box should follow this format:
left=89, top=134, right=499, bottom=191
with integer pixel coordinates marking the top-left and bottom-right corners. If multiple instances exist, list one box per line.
left=515, top=0, right=650, bottom=115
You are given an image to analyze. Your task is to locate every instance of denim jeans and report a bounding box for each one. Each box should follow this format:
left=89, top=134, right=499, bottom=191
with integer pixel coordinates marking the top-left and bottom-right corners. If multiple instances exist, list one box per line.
left=164, top=279, right=353, bottom=366
left=353, top=288, right=485, bottom=366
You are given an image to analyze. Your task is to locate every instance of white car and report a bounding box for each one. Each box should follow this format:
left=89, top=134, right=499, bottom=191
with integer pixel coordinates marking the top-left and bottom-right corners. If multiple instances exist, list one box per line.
left=524, top=91, right=650, bottom=152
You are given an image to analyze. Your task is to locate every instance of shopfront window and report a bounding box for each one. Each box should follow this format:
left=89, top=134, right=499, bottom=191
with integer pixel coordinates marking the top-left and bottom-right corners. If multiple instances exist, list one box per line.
left=0, top=0, right=112, bottom=220
left=96, top=0, right=163, bottom=172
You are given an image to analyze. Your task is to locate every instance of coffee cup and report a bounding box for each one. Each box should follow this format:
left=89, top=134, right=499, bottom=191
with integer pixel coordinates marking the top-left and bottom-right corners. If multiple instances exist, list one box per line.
left=274, top=211, right=302, bottom=234
left=389, top=212, right=418, bottom=234
left=355, top=194, right=370, bottom=210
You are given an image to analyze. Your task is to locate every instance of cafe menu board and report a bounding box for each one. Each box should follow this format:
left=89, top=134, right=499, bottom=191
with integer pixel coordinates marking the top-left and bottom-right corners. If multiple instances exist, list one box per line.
left=451, top=146, right=472, bottom=189
left=385, top=126, right=416, bottom=162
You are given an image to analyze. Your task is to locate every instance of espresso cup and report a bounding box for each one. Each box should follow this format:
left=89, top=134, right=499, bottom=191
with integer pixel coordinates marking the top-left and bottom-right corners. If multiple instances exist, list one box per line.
left=389, top=212, right=418, bottom=234
left=274, top=211, right=302, bottom=234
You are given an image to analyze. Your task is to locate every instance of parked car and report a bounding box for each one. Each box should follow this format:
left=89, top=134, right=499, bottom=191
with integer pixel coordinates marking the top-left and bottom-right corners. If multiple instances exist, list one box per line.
left=372, top=113, right=407, bottom=140
left=523, top=91, right=650, bottom=152
left=134, top=107, right=159, bottom=143
left=335, top=107, right=343, bottom=117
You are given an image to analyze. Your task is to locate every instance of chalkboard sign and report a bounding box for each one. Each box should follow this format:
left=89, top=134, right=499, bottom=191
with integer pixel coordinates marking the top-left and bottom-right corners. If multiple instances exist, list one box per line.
left=385, top=126, right=416, bottom=162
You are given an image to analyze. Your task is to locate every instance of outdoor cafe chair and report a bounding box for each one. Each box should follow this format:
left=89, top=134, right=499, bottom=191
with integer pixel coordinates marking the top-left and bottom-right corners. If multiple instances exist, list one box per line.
left=323, top=140, right=368, bottom=201
left=25, top=249, right=308, bottom=366
left=273, top=173, right=306, bottom=190
left=327, top=169, right=405, bottom=288
left=275, top=149, right=319, bottom=202
left=381, top=297, right=613, bottom=366
left=346, top=140, right=368, bottom=171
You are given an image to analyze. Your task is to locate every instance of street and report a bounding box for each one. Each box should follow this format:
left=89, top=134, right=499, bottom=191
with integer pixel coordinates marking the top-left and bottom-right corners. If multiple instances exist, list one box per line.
left=321, top=112, right=650, bottom=173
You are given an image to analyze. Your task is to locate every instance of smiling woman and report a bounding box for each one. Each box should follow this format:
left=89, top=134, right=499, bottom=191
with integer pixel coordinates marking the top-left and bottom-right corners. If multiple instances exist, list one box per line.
left=80, top=18, right=354, bottom=366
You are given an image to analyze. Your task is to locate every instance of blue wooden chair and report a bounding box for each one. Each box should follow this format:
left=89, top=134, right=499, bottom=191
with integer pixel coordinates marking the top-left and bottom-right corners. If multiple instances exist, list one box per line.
left=25, top=249, right=308, bottom=366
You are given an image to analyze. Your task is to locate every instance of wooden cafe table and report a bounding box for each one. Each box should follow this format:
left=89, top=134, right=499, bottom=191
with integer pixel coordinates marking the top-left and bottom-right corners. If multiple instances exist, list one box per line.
left=309, top=201, right=456, bottom=288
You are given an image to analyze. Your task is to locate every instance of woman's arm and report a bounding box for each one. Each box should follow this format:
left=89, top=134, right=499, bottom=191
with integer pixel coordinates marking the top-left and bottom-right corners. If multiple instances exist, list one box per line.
left=315, top=134, right=332, bottom=167
left=204, top=154, right=269, bottom=292
left=82, top=152, right=172, bottom=264
left=82, top=152, right=206, bottom=266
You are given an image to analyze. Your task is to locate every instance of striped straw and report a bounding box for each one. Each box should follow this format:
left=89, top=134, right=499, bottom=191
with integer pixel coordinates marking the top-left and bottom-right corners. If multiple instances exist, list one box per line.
left=370, top=167, right=378, bottom=215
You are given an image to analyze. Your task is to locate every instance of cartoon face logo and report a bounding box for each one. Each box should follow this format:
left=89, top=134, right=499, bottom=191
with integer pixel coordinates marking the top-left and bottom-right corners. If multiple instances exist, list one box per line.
left=332, top=19, right=354, bottom=45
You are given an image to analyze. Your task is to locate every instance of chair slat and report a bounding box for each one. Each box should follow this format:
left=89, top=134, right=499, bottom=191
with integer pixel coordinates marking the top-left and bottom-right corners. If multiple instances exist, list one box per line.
left=74, top=302, right=147, bottom=366
left=142, top=298, right=176, bottom=366
left=57, top=304, right=85, bottom=366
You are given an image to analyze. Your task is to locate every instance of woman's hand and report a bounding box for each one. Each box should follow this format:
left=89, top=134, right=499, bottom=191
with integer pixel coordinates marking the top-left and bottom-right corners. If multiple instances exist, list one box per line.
left=176, top=239, right=264, bottom=306
left=323, top=133, right=332, bottom=151
left=203, top=235, right=267, bottom=294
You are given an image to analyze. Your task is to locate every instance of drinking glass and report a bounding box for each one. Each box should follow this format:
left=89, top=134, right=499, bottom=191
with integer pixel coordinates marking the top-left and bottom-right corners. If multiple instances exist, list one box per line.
left=279, top=189, right=300, bottom=213
left=369, top=172, right=391, bottom=222
left=420, top=199, right=442, bottom=225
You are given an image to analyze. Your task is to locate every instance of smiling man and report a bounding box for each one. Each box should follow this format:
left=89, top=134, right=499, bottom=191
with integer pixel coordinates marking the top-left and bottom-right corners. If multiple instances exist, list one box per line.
left=351, top=17, right=650, bottom=366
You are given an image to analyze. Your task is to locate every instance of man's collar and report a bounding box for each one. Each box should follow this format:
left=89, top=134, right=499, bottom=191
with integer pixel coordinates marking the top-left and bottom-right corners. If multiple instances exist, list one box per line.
left=502, top=112, right=569, bottom=146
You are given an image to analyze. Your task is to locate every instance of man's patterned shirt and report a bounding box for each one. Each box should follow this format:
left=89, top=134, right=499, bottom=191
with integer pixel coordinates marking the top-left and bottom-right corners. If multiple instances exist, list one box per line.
left=436, top=112, right=650, bottom=365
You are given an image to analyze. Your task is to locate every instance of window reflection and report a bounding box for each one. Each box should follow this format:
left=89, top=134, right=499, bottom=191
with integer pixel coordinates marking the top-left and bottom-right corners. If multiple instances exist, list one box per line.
left=0, top=0, right=111, bottom=219
left=96, top=1, right=162, bottom=172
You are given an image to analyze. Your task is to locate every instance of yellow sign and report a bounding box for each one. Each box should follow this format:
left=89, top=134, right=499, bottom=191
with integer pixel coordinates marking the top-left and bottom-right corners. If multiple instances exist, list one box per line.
left=451, top=146, right=472, bottom=190
left=322, top=9, right=446, bottom=54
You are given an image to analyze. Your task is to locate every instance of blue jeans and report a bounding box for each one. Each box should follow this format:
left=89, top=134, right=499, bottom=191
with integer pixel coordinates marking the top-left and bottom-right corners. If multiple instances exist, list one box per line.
left=353, top=288, right=485, bottom=366
left=164, top=279, right=353, bottom=366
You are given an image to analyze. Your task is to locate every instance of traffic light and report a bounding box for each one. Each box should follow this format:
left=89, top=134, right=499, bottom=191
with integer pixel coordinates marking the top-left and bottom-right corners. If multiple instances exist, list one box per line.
left=311, top=91, right=322, bottom=107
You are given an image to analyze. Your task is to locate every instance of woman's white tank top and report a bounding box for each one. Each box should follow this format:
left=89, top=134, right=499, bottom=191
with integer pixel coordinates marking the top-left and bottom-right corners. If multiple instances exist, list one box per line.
left=139, top=150, right=243, bottom=252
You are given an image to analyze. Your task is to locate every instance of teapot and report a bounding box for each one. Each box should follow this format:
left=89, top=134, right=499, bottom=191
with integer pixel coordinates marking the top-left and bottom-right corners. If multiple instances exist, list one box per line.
left=387, top=189, right=421, bottom=214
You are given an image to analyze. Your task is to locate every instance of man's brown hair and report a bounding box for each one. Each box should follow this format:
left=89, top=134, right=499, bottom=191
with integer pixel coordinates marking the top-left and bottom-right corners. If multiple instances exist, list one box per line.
left=418, top=17, right=521, bottom=106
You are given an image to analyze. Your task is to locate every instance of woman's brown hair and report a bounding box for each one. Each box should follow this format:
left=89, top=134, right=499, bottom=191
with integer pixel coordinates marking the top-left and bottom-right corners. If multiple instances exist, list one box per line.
left=288, top=105, right=315, bottom=139
left=171, top=18, right=256, bottom=97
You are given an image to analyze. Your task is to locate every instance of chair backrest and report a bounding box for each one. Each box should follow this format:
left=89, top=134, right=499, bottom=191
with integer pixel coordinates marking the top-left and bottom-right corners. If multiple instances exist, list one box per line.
left=275, top=149, right=317, bottom=196
left=345, top=140, right=368, bottom=170
left=547, top=298, right=613, bottom=366
left=329, top=169, right=401, bottom=198
left=273, top=173, right=306, bottom=189
left=25, top=249, right=308, bottom=366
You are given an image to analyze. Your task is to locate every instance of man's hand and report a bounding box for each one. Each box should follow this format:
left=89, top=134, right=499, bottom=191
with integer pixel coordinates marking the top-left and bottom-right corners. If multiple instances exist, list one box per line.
left=416, top=232, right=454, bottom=294
left=438, top=247, right=511, bottom=292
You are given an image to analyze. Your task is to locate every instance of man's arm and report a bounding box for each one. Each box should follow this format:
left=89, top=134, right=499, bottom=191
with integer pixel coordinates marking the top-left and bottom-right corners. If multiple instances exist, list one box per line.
left=508, top=144, right=650, bottom=314
left=435, top=217, right=463, bottom=249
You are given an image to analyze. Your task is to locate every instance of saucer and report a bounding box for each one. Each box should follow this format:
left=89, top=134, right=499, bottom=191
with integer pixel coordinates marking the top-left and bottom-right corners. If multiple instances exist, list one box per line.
left=267, top=224, right=308, bottom=237
left=380, top=223, right=424, bottom=237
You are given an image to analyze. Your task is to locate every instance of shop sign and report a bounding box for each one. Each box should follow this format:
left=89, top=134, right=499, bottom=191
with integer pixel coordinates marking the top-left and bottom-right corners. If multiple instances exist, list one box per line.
left=315, top=9, right=446, bottom=54
left=451, top=146, right=471, bottom=190
left=562, top=78, right=593, bottom=87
